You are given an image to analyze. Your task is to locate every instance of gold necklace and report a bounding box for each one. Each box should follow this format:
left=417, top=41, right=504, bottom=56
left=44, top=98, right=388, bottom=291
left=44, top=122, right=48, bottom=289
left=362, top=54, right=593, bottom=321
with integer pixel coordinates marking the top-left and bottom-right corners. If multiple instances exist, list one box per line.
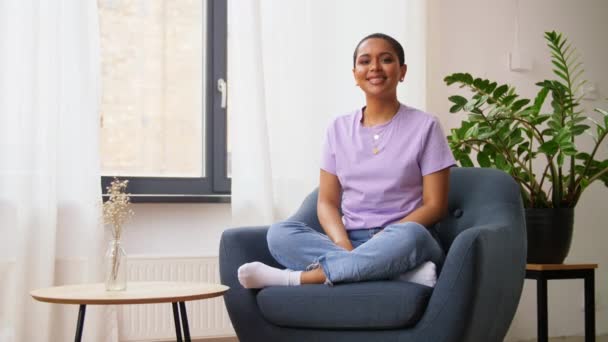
left=363, top=105, right=400, bottom=155
left=372, top=131, right=382, bottom=155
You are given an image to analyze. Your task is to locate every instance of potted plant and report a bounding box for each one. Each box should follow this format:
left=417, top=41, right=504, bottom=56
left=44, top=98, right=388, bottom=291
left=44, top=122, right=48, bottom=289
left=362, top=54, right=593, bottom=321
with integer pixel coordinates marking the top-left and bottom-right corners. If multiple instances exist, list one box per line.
left=444, top=31, right=607, bottom=263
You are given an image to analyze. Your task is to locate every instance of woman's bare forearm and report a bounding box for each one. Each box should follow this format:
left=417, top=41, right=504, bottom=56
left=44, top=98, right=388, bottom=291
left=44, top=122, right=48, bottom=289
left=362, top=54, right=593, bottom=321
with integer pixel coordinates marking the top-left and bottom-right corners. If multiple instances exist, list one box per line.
left=318, top=169, right=353, bottom=250
left=397, top=203, right=447, bottom=228
left=398, top=168, right=450, bottom=228
left=317, top=201, right=353, bottom=251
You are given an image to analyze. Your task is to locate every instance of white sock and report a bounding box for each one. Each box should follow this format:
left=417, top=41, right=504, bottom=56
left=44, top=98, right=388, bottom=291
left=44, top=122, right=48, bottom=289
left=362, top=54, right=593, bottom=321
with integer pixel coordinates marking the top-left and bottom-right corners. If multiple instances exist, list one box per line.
left=397, top=261, right=437, bottom=287
left=238, top=261, right=302, bottom=289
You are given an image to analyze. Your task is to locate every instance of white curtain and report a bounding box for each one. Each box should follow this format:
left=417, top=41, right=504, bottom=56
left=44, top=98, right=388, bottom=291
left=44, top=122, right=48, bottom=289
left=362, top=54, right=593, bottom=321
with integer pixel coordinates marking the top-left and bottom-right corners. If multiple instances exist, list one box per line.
left=0, top=1, right=115, bottom=341
left=229, top=0, right=428, bottom=225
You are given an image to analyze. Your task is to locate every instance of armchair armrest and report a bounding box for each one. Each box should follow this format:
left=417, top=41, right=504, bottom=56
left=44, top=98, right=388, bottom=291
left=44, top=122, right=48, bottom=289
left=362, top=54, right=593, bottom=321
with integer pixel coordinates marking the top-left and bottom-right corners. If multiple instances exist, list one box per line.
left=219, top=226, right=282, bottom=339
left=418, top=219, right=526, bottom=342
left=219, top=226, right=281, bottom=287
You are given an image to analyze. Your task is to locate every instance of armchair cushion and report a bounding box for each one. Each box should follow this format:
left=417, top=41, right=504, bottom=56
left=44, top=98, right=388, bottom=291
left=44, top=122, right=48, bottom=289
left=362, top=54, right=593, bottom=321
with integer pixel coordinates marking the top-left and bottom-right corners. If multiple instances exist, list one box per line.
left=257, top=281, right=433, bottom=329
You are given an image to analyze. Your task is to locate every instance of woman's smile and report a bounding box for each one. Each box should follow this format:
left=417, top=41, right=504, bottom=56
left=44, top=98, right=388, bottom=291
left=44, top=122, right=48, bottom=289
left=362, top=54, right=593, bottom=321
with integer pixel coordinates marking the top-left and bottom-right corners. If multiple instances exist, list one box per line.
left=353, top=38, right=406, bottom=98
left=367, top=75, right=387, bottom=85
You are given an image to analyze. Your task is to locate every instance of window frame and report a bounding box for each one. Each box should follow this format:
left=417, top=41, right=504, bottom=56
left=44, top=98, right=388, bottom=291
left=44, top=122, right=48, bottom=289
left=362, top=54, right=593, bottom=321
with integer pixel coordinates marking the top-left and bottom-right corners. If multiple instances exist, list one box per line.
left=101, top=0, right=229, bottom=203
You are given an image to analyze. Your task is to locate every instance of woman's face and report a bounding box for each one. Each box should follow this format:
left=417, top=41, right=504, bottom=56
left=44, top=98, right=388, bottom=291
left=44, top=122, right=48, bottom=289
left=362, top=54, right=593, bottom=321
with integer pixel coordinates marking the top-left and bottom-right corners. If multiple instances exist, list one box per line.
left=353, top=38, right=407, bottom=99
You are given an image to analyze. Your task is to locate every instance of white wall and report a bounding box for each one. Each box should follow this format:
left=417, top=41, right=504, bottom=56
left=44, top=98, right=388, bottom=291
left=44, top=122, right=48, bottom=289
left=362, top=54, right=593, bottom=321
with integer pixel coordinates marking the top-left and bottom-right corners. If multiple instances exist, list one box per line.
left=122, top=203, right=231, bottom=257
left=427, top=0, right=608, bottom=340
left=123, top=0, right=608, bottom=340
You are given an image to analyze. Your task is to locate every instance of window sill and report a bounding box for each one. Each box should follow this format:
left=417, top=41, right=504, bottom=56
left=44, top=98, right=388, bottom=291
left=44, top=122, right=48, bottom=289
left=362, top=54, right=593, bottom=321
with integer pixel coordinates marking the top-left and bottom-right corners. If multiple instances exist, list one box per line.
left=102, top=194, right=231, bottom=203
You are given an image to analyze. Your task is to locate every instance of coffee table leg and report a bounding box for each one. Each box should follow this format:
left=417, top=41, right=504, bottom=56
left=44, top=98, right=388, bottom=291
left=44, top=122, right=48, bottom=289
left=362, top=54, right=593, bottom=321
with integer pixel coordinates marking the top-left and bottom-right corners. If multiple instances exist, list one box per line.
left=75, top=304, right=86, bottom=342
left=179, top=302, right=191, bottom=342
left=172, top=302, right=183, bottom=342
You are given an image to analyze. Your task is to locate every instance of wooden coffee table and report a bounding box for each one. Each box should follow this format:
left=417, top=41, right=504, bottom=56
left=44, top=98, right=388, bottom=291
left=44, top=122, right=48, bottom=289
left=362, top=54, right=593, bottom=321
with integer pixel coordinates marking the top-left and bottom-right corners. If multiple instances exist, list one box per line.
left=30, top=281, right=229, bottom=342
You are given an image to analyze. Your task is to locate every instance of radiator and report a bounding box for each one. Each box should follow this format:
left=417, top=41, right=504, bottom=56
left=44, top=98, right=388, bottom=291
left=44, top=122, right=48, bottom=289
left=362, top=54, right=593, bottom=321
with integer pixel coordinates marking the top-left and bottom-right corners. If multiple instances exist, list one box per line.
left=119, top=257, right=234, bottom=341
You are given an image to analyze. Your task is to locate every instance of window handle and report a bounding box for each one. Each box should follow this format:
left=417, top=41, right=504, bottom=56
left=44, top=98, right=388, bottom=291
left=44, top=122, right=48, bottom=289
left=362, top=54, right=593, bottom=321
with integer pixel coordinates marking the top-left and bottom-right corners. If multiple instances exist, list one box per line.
left=217, top=78, right=227, bottom=109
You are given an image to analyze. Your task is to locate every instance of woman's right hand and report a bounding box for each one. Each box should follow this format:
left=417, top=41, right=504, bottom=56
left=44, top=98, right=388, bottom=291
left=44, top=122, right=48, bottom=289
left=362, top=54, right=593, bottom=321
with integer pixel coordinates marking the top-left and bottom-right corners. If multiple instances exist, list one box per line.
left=334, top=239, right=354, bottom=251
left=317, top=169, right=353, bottom=251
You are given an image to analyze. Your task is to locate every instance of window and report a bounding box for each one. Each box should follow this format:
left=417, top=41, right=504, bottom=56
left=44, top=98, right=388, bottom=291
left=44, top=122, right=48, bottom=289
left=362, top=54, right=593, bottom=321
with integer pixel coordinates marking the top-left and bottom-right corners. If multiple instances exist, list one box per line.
left=99, top=0, right=229, bottom=202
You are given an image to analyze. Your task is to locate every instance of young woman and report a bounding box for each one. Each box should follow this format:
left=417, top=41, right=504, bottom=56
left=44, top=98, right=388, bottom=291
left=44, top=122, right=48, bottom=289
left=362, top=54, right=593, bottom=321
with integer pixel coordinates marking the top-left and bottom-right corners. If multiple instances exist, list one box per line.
left=238, top=33, right=455, bottom=288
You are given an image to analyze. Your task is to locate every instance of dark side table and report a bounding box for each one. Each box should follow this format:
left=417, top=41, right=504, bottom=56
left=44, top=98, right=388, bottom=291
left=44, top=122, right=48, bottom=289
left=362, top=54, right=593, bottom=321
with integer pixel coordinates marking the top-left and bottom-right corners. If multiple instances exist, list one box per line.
left=525, top=263, right=598, bottom=342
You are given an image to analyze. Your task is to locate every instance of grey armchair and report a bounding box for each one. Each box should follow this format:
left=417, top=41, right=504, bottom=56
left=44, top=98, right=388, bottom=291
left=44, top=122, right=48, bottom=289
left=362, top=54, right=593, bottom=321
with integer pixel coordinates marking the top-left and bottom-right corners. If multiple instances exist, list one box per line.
left=219, top=167, right=526, bottom=342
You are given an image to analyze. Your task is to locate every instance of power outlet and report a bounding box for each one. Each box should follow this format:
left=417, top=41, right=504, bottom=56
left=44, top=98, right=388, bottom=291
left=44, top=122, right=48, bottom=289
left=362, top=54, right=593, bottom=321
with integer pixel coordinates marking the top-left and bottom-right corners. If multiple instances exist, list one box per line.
left=579, top=82, right=599, bottom=101
left=508, top=51, right=532, bottom=72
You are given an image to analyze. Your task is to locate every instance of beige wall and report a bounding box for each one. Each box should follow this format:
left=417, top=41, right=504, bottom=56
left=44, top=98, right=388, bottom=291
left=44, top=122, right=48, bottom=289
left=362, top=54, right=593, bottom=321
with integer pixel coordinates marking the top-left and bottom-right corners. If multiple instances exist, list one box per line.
left=427, top=0, right=608, bottom=340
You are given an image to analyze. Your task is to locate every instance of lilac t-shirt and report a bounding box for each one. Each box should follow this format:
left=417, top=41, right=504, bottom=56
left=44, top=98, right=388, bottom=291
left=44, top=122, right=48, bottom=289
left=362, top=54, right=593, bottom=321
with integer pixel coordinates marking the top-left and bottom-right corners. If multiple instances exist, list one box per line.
left=321, top=104, right=456, bottom=230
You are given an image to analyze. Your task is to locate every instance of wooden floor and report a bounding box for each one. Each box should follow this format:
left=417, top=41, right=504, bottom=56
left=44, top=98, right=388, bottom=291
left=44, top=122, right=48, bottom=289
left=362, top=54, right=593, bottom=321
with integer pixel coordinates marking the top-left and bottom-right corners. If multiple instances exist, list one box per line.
left=193, top=337, right=238, bottom=342
left=518, top=336, right=608, bottom=342
left=194, top=336, right=608, bottom=342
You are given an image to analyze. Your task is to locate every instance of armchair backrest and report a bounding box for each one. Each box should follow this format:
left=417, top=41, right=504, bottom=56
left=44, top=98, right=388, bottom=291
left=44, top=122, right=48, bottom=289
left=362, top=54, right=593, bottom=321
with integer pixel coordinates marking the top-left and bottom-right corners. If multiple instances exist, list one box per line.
left=287, top=167, right=524, bottom=253
left=435, top=167, right=524, bottom=251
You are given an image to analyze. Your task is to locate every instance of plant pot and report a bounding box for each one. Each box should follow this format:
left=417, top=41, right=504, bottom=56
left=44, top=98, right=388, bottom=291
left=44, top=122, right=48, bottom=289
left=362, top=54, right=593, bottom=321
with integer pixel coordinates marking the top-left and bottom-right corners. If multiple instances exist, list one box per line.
left=525, top=208, right=574, bottom=264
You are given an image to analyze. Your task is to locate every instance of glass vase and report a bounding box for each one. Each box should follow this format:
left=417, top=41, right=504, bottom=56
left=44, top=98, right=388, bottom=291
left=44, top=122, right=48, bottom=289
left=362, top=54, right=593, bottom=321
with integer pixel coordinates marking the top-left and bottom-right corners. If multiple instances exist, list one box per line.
left=105, top=239, right=127, bottom=291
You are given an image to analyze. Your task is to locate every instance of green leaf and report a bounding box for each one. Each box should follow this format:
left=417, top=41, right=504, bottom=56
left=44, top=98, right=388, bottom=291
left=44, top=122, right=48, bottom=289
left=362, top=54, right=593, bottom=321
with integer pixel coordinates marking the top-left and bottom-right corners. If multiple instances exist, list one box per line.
left=482, top=144, right=497, bottom=155
left=512, top=99, right=531, bottom=112
left=468, top=113, right=485, bottom=122
left=486, top=105, right=502, bottom=118
left=502, top=94, right=518, bottom=106
left=553, top=69, right=569, bottom=83
left=464, top=98, right=478, bottom=112
left=562, top=145, right=577, bottom=156
left=533, top=115, right=551, bottom=125
left=571, top=124, right=590, bottom=135
left=448, top=95, right=468, bottom=105
left=510, top=136, right=525, bottom=147
left=476, top=95, right=490, bottom=107
left=493, top=85, right=509, bottom=99
left=477, top=151, right=491, bottom=168
left=596, top=107, right=608, bottom=127
left=508, top=127, right=522, bottom=140
left=486, top=82, right=497, bottom=94
left=480, top=79, right=490, bottom=90
left=477, top=130, right=495, bottom=140
left=444, top=75, right=456, bottom=85
left=541, top=128, right=554, bottom=136
left=517, top=142, right=530, bottom=156
left=557, top=152, right=565, bottom=167
left=464, top=123, right=479, bottom=139
left=539, top=140, right=559, bottom=155
left=575, top=152, right=591, bottom=160
left=556, top=128, right=572, bottom=144
left=495, top=154, right=509, bottom=170
left=473, top=78, right=484, bottom=89
left=450, top=104, right=462, bottom=113
left=536, top=80, right=552, bottom=88
left=594, top=107, right=608, bottom=116
left=552, top=60, right=568, bottom=75
left=463, top=73, right=473, bottom=84
left=448, top=95, right=468, bottom=113
left=459, top=154, right=474, bottom=167
left=548, top=120, right=562, bottom=131
left=572, top=116, right=587, bottom=124
left=531, top=87, right=550, bottom=115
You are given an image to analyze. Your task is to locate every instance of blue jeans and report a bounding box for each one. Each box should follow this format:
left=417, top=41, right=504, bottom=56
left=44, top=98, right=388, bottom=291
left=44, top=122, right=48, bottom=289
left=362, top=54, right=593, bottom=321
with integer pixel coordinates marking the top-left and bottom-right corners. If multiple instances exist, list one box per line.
left=267, top=221, right=445, bottom=285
